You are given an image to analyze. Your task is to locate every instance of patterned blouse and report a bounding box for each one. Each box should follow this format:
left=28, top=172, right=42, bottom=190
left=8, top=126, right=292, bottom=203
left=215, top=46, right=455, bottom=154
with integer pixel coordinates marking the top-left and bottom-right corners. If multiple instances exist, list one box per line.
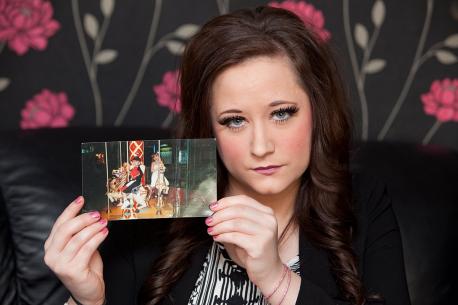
left=188, top=242, right=300, bottom=305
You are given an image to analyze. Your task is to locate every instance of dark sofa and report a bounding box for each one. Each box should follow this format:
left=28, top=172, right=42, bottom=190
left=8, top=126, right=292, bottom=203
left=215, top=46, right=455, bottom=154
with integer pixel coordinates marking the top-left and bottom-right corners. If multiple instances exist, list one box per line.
left=0, top=128, right=457, bottom=305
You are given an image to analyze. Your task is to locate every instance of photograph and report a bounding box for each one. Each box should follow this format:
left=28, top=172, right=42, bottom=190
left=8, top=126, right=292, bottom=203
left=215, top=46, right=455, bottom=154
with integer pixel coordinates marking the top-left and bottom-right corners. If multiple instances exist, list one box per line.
left=82, top=138, right=216, bottom=220
left=2, top=1, right=456, bottom=304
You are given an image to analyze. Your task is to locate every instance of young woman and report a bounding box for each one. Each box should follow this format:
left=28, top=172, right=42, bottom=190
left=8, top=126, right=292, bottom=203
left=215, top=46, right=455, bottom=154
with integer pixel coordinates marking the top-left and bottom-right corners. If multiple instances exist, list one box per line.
left=44, top=6, right=410, bottom=305
left=150, top=153, right=169, bottom=195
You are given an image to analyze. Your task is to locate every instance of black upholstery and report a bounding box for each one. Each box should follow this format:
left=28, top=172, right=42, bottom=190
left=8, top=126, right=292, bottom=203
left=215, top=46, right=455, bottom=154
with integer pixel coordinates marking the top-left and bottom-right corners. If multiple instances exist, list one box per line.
left=0, top=128, right=456, bottom=305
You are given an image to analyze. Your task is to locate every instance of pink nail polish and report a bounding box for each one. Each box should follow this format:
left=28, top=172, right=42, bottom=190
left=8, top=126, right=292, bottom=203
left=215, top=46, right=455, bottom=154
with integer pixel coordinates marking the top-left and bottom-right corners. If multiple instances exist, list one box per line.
left=74, top=196, right=83, bottom=205
left=99, top=219, right=107, bottom=225
left=205, top=216, right=212, bottom=225
left=89, top=211, right=100, bottom=219
left=100, top=227, right=108, bottom=234
left=207, top=227, right=213, bottom=234
left=209, top=202, right=218, bottom=210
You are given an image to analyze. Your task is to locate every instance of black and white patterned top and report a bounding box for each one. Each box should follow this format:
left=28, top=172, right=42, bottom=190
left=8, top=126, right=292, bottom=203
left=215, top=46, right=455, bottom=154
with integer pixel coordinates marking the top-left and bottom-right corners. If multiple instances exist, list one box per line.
left=188, top=242, right=300, bottom=305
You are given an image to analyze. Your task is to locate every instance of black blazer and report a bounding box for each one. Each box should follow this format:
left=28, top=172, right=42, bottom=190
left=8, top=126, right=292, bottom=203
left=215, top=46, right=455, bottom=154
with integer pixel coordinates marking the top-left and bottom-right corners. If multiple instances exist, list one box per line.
left=100, top=175, right=411, bottom=305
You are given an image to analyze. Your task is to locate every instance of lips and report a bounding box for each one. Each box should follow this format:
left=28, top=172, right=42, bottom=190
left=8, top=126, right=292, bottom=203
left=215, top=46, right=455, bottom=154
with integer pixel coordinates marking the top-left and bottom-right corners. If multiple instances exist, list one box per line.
left=252, top=165, right=282, bottom=175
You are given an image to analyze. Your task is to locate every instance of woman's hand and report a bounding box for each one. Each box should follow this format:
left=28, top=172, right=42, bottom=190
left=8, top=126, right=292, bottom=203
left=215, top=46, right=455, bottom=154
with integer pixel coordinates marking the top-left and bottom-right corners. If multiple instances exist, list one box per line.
left=44, top=196, right=108, bottom=305
left=205, top=195, right=285, bottom=294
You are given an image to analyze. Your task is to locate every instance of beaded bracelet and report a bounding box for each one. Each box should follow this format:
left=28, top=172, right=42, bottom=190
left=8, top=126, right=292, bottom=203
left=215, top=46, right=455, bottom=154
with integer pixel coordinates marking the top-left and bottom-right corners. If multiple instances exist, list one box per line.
left=266, top=264, right=288, bottom=300
left=277, top=267, right=291, bottom=305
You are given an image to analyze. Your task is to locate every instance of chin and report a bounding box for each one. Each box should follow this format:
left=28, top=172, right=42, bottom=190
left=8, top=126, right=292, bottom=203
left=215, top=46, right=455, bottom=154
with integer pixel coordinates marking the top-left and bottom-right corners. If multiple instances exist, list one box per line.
left=228, top=170, right=300, bottom=197
left=245, top=178, right=290, bottom=196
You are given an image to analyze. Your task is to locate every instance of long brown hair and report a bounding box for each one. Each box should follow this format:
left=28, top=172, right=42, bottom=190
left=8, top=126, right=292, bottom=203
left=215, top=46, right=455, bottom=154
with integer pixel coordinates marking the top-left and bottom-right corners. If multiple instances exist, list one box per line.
left=140, top=6, right=367, bottom=305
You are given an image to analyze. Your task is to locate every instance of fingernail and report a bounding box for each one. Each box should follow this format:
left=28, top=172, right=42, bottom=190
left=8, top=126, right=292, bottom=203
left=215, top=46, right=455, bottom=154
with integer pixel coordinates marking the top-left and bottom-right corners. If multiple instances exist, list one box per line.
left=100, top=227, right=108, bottom=234
left=209, top=202, right=218, bottom=210
left=207, top=227, right=213, bottom=234
left=74, top=196, right=84, bottom=205
left=89, top=211, right=100, bottom=219
left=99, top=219, right=107, bottom=226
left=205, top=216, right=212, bottom=225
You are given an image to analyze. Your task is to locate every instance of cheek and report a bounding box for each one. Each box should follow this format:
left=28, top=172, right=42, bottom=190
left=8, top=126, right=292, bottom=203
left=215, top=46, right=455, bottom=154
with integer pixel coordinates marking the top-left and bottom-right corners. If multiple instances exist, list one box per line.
left=215, top=133, right=245, bottom=169
left=278, top=114, right=312, bottom=161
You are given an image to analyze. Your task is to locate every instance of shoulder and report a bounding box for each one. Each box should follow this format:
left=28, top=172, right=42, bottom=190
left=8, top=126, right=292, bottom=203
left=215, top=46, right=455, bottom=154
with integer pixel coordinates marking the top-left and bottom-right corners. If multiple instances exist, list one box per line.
left=351, top=172, right=391, bottom=222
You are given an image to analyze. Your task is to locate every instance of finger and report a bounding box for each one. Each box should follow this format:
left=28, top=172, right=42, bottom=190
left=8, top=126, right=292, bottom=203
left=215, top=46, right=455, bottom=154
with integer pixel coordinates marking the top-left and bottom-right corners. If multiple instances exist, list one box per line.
left=73, top=227, right=109, bottom=269
left=60, top=218, right=108, bottom=262
left=208, top=218, right=260, bottom=236
left=213, top=232, right=252, bottom=251
left=47, top=211, right=102, bottom=254
left=45, top=196, right=84, bottom=250
left=210, top=195, right=274, bottom=215
left=208, top=204, right=276, bottom=229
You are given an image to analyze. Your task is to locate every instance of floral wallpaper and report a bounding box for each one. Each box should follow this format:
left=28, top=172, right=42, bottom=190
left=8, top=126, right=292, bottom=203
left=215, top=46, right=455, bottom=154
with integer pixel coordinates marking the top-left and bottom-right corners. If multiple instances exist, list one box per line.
left=0, top=0, right=457, bottom=150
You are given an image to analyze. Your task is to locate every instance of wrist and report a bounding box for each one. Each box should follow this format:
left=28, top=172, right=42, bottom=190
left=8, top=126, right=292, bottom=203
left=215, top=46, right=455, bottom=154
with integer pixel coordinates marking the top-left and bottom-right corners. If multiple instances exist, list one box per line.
left=70, top=295, right=106, bottom=305
left=256, top=262, right=286, bottom=296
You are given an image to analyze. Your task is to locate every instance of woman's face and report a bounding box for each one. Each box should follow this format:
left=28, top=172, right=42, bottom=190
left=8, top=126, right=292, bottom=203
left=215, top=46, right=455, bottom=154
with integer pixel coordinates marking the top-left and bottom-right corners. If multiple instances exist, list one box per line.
left=210, top=55, right=313, bottom=196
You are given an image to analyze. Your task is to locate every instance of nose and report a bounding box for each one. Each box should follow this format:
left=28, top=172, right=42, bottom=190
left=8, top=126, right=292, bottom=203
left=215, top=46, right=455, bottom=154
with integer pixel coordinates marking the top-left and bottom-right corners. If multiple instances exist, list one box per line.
left=250, top=121, right=275, bottom=157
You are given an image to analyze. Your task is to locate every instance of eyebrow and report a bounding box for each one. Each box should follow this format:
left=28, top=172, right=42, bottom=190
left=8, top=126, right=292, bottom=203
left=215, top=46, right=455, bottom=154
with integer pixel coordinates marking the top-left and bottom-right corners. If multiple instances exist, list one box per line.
left=218, top=100, right=297, bottom=116
left=269, top=100, right=297, bottom=107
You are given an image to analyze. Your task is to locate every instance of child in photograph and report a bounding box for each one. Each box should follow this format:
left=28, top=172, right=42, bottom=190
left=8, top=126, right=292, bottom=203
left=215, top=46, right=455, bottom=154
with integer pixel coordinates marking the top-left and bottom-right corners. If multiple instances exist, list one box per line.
left=44, top=6, right=410, bottom=305
left=121, top=156, right=144, bottom=194
left=120, top=156, right=146, bottom=217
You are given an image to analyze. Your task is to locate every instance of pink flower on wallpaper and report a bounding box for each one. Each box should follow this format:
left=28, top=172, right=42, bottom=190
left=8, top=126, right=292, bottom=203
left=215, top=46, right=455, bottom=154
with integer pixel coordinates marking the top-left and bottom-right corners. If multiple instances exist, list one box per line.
left=0, top=0, right=60, bottom=55
left=153, top=70, right=181, bottom=113
left=421, top=78, right=458, bottom=122
left=20, top=89, right=75, bottom=129
left=268, top=0, right=330, bottom=41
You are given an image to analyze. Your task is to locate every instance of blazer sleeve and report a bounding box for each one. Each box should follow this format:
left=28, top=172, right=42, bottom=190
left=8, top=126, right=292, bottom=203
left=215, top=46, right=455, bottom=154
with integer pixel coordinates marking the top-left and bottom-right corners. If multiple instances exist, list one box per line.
left=360, top=180, right=411, bottom=305
left=296, top=178, right=411, bottom=305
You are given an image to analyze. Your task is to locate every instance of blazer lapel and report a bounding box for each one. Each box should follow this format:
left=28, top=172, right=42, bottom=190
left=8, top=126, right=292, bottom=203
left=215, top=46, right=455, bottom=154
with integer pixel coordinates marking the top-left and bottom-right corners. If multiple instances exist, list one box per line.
left=299, top=229, right=339, bottom=297
left=164, top=229, right=339, bottom=304
left=167, top=237, right=213, bottom=304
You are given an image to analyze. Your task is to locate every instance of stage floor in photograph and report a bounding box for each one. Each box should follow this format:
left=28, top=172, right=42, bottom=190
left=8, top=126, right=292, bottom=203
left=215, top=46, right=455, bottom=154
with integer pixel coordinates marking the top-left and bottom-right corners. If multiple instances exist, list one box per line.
left=101, top=197, right=175, bottom=220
